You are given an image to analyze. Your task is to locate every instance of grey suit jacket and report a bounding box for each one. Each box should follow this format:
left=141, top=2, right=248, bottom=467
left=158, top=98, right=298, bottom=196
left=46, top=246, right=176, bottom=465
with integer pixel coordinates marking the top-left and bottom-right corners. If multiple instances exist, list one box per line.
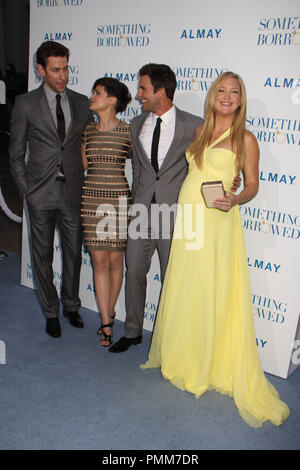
left=130, top=106, right=203, bottom=209
left=9, top=85, right=90, bottom=207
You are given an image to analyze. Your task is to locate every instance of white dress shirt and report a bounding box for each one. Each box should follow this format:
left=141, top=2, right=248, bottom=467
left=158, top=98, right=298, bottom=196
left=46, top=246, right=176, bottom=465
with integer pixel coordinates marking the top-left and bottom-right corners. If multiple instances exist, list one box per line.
left=139, top=105, right=176, bottom=169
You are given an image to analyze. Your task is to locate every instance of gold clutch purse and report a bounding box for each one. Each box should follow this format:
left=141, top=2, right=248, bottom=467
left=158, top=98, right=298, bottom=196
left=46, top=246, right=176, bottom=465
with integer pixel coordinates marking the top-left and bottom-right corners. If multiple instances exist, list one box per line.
left=201, top=181, right=225, bottom=208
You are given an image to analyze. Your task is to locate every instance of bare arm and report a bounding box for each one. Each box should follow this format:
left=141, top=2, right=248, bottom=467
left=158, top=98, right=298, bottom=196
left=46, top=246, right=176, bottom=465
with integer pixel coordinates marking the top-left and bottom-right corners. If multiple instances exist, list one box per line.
left=213, top=131, right=259, bottom=211
left=194, top=124, right=203, bottom=137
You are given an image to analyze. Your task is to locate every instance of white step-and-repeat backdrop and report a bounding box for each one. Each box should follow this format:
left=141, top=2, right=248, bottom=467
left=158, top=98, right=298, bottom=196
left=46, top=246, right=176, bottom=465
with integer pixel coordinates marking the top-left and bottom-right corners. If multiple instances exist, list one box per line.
left=21, top=0, right=300, bottom=378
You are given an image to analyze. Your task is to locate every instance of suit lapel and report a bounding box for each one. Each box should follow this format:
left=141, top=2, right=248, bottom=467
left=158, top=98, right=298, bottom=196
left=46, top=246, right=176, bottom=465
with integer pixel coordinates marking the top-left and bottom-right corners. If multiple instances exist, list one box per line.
left=65, top=89, right=75, bottom=142
left=134, top=112, right=156, bottom=173
left=159, top=107, right=186, bottom=174
left=39, top=87, right=59, bottom=137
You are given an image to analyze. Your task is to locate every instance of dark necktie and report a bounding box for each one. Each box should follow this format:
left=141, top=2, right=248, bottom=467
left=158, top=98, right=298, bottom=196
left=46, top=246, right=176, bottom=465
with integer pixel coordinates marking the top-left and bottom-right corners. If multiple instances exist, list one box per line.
left=151, top=117, right=162, bottom=173
left=56, top=94, right=65, bottom=141
left=56, top=94, right=65, bottom=177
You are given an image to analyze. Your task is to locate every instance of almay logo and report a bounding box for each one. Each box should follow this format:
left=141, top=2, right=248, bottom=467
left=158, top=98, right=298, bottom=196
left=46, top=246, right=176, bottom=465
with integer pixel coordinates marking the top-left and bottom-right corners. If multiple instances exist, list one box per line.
left=181, top=28, right=222, bottom=39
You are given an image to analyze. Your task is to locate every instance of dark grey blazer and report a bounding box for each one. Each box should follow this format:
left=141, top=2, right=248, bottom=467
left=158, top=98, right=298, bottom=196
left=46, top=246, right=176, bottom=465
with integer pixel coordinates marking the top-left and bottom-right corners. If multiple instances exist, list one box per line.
left=9, top=85, right=90, bottom=207
left=130, top=106, right=203, bottom=208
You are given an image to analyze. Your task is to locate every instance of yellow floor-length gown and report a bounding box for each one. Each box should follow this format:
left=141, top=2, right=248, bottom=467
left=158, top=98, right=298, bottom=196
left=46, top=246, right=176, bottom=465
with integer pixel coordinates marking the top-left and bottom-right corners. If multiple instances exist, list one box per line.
left=141, top=128, right=290, bottom=428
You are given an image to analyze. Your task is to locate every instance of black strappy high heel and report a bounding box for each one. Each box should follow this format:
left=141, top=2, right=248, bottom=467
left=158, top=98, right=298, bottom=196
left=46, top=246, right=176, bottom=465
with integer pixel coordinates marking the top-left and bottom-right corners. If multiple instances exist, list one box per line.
left=99, top=322, right=113, bottom=347
left=97, top=311, right=116, bottom=336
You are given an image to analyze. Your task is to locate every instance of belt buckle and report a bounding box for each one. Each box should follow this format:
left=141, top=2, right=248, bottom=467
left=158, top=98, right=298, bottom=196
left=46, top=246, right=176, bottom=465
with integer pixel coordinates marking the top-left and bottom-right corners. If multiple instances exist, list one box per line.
left=55, top=175, right=66, bottom=182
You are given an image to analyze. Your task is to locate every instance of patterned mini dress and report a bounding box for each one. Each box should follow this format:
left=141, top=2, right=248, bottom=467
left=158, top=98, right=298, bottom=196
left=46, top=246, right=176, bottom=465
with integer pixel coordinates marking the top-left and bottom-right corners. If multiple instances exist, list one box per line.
left=81, top=121, right=132, bottom=251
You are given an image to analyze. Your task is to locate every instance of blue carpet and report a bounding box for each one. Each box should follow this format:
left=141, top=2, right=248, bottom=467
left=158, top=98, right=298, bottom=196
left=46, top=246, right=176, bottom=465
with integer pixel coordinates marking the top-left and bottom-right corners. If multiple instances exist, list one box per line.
left=0, top=253, right=299, bottom=450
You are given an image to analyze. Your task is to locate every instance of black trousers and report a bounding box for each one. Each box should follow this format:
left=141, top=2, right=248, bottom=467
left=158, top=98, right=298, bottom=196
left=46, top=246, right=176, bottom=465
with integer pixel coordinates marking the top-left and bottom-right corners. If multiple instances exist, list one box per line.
left=27, top=182, right=82, bottom=319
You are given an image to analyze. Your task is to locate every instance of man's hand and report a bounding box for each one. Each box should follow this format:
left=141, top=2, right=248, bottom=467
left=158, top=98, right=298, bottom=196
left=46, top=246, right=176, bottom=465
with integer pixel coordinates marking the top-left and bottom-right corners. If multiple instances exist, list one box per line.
left=231, top=174, right=241, bottom=193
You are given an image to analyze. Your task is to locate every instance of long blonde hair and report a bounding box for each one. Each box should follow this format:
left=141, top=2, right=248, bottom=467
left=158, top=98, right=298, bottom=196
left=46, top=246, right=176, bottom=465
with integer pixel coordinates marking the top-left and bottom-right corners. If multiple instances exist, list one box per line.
left=188, top=71, right=247, bottom=174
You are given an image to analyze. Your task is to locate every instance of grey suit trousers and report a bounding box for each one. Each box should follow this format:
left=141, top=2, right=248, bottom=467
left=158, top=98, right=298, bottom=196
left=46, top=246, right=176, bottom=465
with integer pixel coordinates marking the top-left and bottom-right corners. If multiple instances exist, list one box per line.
left=27, top=181, right=82, bottom=319
left=125, top=229, right=172, bottom=338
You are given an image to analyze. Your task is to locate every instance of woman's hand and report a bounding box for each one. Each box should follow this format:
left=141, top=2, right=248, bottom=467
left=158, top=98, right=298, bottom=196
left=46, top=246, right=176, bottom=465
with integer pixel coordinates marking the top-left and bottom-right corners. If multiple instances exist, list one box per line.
left=213, top=131, right=260, bottom=211
left=212, top=192, right=238, bottom=211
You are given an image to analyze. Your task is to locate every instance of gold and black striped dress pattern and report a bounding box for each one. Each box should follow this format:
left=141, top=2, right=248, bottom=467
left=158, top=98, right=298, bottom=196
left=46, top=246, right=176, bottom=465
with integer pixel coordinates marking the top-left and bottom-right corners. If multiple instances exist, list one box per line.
left=81, top=121, right=132, bottom=251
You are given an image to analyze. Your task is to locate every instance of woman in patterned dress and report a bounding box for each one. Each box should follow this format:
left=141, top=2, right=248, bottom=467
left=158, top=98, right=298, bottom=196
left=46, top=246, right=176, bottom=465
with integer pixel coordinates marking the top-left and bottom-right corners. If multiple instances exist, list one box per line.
left=81, top=78, right=132, bottom=347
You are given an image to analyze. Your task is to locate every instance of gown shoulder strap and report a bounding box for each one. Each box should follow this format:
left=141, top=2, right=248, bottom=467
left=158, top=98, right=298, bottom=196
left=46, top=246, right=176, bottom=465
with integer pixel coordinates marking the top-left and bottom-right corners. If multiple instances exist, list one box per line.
left=208, top=127, right=232, bottom=148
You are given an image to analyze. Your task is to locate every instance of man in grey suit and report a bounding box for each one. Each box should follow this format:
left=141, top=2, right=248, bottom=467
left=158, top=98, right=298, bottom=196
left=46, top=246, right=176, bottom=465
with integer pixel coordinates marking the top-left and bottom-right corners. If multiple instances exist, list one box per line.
left=109, top=63, right=204, bottom=352
left=9, top=41, right=90, bottom=338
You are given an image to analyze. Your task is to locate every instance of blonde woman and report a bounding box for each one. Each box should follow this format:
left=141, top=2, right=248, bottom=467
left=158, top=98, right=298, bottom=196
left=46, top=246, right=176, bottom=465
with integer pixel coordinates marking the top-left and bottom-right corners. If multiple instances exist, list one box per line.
left=141, top=72, right=290, bottom=428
